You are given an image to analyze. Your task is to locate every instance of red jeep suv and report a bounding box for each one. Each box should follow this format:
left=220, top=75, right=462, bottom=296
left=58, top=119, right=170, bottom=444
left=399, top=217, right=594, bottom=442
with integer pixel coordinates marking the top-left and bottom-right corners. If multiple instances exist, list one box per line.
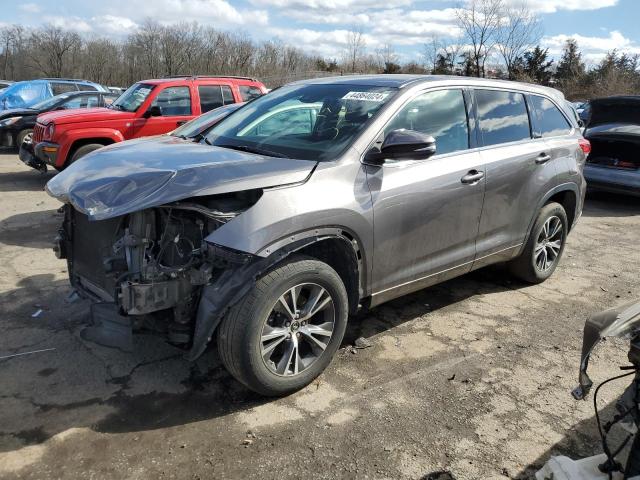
left=31, top=76, right=266, bottom=169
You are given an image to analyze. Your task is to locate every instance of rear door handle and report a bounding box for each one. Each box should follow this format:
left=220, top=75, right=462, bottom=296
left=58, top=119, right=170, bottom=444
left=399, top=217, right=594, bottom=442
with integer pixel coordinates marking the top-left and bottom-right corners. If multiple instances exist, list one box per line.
left=461, top=170, right=484, bottom=184
left=536, top=153, right=552, bottom=164
left=176, top=120, right=188, bottom=126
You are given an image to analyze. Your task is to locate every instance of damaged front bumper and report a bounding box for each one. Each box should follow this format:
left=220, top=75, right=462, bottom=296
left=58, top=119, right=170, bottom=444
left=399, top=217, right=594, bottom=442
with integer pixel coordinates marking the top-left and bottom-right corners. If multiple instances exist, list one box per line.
left=19, top=141, right=47, bottom=172
left=56, top=201, right=323, bottom=360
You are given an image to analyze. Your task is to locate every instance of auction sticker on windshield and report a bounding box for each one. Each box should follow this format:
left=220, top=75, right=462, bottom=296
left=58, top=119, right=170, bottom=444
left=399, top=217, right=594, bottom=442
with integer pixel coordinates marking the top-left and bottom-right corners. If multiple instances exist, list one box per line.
left=342, top=91, right=390, bottom=102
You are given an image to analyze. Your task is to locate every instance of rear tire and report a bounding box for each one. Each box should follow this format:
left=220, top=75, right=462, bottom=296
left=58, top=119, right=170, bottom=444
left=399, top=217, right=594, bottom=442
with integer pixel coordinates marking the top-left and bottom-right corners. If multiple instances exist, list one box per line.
left=69, top=143, right=104, bottom=164
left=508, top=202, right=568, bottom=284
left=217, top=255, right=349, bottom=396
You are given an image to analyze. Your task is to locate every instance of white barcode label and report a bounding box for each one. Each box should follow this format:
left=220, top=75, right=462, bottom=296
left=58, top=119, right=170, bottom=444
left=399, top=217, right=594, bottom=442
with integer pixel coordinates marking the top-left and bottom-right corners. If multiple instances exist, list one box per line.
left=342, top=91, right=389, bottom=102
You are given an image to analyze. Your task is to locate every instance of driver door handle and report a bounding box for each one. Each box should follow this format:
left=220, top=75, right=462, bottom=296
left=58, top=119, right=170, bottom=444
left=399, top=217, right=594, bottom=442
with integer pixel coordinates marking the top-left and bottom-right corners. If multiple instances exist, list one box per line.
left=461, top=170, right=485, bottom=184
left=176, top=120, right=188, bottom=126
left=536, top=153, right=552, bottom=164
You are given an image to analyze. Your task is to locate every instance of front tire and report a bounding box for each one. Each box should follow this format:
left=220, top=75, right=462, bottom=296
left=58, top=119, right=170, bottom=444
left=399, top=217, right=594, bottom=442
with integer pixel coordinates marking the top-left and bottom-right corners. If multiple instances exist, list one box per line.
left=16, top=128, right=33, bottom=148
left=508, top=202, right=568, bottom=284
left=217, top=255, right=349, bottom=396
left=69, top=143, right=104, bottom=164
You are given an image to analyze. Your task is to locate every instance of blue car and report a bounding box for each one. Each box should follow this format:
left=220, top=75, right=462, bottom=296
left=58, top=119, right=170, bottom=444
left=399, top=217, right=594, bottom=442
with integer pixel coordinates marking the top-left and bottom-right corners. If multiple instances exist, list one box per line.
left=0, top=78, right=108, bottom=110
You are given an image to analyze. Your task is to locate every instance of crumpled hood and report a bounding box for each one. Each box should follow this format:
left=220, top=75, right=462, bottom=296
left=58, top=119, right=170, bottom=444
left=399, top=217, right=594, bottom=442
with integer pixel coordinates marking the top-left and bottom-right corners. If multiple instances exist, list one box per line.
left=46, top=136, right=317, bottom=220
left=38, top=107, right=133, bottom=125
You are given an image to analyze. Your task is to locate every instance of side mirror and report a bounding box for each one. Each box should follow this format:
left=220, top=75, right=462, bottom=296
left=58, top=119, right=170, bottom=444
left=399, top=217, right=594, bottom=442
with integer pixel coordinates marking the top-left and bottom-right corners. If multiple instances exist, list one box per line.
left=144, top=105, right=162, bottom=118
left=365, top=129, right=436, bottom=165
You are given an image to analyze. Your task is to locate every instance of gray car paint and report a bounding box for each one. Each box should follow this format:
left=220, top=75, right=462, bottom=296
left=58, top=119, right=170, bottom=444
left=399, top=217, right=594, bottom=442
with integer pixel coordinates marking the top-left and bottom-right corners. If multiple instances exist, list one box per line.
left=47, top=75, right=586, bottom=310
left=45, top=135, right=317, bottom=220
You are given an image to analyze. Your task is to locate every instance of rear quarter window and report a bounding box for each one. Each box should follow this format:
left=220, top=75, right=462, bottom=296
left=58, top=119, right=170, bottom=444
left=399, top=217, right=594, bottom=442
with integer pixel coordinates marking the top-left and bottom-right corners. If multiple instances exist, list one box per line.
left=475, top=89, right=531, bottom=147
left=529, top=95, right=572, bottom=137
left=51, top=82, right=78, bottom=95
left=239, top=85, right=263, bottom=102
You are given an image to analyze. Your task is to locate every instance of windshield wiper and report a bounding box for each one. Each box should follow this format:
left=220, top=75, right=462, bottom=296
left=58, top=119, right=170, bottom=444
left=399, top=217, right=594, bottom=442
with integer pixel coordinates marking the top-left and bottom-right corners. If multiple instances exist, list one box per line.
left=215, top=143, right=289, bottom=158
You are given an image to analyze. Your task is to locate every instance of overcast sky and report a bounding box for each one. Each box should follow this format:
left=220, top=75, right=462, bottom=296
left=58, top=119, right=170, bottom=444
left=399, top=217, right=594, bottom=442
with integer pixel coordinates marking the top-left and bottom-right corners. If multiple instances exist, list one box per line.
left=2, top=0, right=637, bottom=65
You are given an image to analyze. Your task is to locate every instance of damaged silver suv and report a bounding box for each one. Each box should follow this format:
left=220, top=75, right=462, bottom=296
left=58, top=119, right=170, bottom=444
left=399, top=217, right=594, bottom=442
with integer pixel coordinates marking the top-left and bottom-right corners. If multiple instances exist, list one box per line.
left=46, top=75, right=588, bottom=395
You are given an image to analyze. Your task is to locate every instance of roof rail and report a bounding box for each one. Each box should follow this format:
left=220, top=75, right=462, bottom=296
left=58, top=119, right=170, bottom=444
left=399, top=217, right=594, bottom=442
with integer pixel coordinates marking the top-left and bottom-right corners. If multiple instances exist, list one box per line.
left=162, top=75, right=259, bottom=82
left=40, top=78, right=97, bottom=83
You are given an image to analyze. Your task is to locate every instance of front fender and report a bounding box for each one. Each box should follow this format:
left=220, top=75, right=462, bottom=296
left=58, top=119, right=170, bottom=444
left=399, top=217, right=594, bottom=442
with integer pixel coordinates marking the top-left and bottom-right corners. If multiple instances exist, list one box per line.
left=57, top=128, right=125, bottom=166
left=205, top=157, right=374, bottom=293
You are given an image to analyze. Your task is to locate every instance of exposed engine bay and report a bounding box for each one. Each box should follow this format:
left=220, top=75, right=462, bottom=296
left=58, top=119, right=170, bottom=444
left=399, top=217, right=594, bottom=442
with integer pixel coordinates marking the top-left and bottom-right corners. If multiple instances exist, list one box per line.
left=55, top=190, right=262, bottom=348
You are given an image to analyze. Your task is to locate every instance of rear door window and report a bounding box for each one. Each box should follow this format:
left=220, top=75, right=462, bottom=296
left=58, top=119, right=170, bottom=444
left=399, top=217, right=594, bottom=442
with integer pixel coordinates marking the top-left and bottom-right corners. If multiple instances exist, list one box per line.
left=152, top=86, right=192, bottom=116
left=60, top=96, right=83, bottom=109
left=51, top=82, right=78, bottom=95
left=239, top=85, right=263, bottom=102
left=77, top=83, right=98, bottom=91
left=198, top=85, right=224, bottom=113
left=384, top=89, right=469, bottom=155
left=83, top=95, right=101, bottom=108
left=475, top=89, right=531, bottom=146
left=222, top=86, right=235, bottom=104
left=529, top=95, right=572, bottom=138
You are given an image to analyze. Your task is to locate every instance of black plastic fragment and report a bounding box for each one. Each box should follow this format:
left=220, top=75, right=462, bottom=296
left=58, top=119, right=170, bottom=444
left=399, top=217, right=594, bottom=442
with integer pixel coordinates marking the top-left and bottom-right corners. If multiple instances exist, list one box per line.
left=81, top=303, right=134, bottom=352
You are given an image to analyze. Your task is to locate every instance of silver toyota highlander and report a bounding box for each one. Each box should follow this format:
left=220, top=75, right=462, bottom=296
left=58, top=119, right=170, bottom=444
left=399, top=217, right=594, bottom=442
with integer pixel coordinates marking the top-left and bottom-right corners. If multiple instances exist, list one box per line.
left=46, top=75, right=588, bottom=395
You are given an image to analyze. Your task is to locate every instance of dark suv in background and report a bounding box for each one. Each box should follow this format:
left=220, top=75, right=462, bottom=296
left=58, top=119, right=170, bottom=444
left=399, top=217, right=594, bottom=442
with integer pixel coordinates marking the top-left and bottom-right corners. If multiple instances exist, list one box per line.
left=47, top=75, right=587, bottom=396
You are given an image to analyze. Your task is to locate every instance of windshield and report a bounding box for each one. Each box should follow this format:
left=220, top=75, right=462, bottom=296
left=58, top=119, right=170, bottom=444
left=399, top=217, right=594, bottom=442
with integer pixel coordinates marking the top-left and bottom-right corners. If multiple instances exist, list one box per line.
left=111, top=83, right=155, bottom=112
left=204, top=83, right=398, bottom=161
left=0, top=81, right=49, bottom=109
left=32, top=93, right=73, bottom=110
left=173, top=103, right=244, bottom=138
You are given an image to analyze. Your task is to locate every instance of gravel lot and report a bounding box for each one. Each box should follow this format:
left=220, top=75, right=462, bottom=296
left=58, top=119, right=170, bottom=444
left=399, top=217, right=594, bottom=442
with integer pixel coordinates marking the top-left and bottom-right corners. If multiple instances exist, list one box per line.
left=0, top=148, right=639, bottom=480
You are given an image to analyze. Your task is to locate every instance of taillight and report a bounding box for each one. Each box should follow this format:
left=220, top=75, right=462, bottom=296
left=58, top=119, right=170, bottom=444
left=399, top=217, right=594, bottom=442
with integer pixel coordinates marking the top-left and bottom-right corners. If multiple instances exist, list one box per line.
left=45, top=123, right=55, bottom=140
left=578, top=138, right=591, bottom=155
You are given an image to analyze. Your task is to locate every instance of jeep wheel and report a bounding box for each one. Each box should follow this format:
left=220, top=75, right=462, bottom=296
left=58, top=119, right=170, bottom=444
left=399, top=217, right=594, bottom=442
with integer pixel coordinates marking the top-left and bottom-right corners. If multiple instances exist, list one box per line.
left=508, top=202, right=568, bottom=284
left=69, top=143, right=104, bottom=164
left=217, top=255, right=349, bottom=396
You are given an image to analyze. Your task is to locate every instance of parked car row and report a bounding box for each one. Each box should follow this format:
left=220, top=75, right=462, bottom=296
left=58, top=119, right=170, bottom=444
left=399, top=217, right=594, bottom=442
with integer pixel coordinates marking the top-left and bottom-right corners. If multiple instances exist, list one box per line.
left=18, top=75, right=267, bottom=170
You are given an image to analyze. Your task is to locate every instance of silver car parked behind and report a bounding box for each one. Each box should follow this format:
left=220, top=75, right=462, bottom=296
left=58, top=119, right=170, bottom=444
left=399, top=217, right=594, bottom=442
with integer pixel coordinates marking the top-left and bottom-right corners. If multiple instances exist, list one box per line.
left=46, top=75, right=588, bottom=395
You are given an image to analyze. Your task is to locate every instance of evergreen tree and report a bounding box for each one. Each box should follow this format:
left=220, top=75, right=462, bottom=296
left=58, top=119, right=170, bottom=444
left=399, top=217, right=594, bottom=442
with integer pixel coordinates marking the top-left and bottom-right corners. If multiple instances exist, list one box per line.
left=555, top=39, right=585, bottom=83
left=522, top=46, right=553, bottom=84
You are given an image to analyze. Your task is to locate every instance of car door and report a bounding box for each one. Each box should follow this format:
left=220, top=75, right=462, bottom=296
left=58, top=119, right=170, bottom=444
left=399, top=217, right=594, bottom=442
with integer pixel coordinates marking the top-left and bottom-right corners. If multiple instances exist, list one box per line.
left=131, top=85, right=195, bottom=138
left=473, top=89, right=559, bottom=268
left=366, top=88, right=486, bottom=302
left=197, top=84, right=236, bottom=114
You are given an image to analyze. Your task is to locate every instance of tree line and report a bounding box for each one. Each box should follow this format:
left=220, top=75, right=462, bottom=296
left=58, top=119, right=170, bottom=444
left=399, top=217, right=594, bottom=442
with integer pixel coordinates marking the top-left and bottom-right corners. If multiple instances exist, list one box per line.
left=0, top=21, right=324, bottom=88
left=2, top=0, right=639, bottom=100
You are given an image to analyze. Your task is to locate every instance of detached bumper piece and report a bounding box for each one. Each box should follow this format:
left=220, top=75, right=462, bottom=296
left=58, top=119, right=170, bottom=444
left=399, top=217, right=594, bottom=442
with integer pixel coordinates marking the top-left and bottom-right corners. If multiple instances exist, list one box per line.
left=81, top=303, right=133, bottom=352
left=34, top=141, right=59, bottom=167
left=19, top=142, right=47, bottom=172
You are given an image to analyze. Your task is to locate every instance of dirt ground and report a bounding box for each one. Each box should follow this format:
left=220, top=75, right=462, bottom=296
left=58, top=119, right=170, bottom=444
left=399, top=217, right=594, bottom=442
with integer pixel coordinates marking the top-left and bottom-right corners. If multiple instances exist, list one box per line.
left=0, top=148, right=638, bottom=480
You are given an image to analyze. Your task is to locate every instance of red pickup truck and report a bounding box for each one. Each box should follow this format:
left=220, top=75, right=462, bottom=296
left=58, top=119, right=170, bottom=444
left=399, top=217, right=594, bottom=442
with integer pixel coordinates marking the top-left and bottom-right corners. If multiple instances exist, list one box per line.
left=31, top=76, right=266, bottom=169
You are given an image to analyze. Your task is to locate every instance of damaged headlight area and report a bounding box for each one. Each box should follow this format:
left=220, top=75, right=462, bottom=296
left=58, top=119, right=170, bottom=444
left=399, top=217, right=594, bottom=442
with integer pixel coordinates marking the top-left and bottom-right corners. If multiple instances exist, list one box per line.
left=55, top=189, right=262, bottom=348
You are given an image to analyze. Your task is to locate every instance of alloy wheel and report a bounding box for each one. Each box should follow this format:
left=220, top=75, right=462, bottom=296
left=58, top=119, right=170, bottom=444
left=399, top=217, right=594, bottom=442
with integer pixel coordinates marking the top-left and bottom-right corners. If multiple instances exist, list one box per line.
left=534, top=215, right=563, bottom=272
left=260, top=283, right=335, bottom=377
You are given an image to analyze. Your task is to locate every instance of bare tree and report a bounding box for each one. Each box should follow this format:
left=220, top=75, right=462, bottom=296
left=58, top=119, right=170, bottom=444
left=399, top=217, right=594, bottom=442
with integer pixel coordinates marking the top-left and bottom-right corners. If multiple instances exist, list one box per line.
left=344, top=26, right=366, bottom=73
left=424, top=36, right=463, bottom=74
left=28, top=25, right=81, bottom=77
left=455, top=0, right=503, bottom=77
left=496, top=1, right=542, bottom=79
